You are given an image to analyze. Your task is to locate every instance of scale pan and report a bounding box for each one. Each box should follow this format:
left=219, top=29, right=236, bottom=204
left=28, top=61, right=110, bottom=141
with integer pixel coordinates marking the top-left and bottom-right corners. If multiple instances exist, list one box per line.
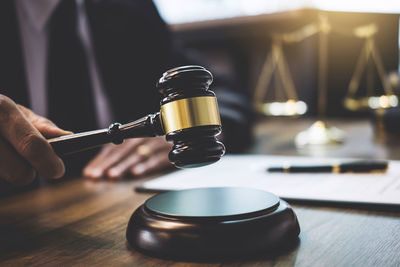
left=344, top=94, right=398, bottom=111
left=256, top=99, right=307, bottom=116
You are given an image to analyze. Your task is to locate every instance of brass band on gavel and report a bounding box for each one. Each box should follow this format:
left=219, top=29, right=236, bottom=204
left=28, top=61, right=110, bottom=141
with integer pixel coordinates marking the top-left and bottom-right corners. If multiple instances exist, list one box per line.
left=160, top=96, right=221, bottom=134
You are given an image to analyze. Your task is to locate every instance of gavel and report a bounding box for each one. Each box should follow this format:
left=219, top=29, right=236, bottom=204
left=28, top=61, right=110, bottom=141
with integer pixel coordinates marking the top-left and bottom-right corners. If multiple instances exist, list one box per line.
left=48, top=66, right=225, bottom=168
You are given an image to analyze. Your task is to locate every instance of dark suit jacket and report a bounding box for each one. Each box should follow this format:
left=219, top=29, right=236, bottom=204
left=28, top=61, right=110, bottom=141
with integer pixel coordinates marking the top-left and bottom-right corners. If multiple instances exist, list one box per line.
left=0, top=0, right=178, bottom=121
left=0, top=0, right=252, bottom=191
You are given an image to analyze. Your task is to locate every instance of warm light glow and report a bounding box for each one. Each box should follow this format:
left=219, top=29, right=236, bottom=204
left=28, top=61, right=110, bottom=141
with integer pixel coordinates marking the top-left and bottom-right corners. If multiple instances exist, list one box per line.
left=154, top=0, right=400, bottom=25
left=295, top=120, right=346, bottom=147
left=367, top=95, right=398, bottom=109
left=262, top=100, right=307, bottom=116
left=312, top=0, right=400, bottom=14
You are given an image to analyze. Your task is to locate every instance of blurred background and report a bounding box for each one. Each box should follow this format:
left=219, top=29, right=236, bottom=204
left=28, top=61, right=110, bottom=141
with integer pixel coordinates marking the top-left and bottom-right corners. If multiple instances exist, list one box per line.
left=154, top=0, right=400, bottom=117
left=152, top=0, right=400, bottom=157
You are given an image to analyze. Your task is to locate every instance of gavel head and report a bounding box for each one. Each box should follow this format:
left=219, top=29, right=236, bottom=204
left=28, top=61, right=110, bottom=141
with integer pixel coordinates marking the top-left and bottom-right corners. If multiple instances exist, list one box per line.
left=157, top=66, right=225, bottom=168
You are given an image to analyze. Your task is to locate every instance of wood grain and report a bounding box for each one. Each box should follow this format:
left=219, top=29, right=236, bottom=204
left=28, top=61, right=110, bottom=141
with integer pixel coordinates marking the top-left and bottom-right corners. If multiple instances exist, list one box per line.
left=1, top=118, right=400, bottom=266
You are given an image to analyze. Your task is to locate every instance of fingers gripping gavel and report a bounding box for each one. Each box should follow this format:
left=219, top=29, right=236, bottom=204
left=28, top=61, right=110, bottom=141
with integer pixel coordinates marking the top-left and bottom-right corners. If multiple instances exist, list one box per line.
left=48, top=66, right=225, bottom=168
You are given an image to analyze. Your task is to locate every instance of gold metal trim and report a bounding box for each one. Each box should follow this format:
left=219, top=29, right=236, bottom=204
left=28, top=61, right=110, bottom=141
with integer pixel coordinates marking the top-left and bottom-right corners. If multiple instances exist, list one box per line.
left=160, top=96, right=221, bottom=134
left=369, top=167, right=389, bottom=174
left=332, top=164, right=340, bottom=173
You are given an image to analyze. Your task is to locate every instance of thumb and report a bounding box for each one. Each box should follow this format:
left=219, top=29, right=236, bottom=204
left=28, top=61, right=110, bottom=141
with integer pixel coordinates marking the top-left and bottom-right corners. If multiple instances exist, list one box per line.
left=17, top=104, right=73, bottom=138
left=36, top=122, right=73, bottom=139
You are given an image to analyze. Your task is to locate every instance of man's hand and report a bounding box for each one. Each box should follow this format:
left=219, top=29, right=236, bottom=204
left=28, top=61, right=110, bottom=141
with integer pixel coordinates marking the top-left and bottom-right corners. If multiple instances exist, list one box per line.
left=0, top=95, right=71, bottom=186
left=83, top=136, right=173, bottom=179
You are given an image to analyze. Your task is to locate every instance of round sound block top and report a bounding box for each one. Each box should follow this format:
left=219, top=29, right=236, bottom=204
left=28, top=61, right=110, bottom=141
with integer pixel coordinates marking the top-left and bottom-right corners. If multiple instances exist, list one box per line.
left=128, top=187, right=300, bottom=260
left=145, top=187, right=280, bottom=220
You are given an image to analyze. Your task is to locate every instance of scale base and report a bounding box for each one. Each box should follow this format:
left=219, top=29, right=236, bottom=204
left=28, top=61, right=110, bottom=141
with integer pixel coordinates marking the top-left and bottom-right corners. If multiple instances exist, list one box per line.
left=126, top=187, right=300, bottom=260
left=295, top=120, right=345, bottom=147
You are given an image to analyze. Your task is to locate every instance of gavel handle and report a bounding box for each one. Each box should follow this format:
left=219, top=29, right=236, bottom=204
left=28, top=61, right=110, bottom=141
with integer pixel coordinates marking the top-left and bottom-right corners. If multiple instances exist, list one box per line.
left=48, top=113, right=164, bottom=156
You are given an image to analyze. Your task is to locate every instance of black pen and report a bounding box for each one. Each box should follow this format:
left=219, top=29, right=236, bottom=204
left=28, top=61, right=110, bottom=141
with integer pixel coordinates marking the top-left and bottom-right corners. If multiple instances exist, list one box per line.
left=267, top=160, right=389, bottom=173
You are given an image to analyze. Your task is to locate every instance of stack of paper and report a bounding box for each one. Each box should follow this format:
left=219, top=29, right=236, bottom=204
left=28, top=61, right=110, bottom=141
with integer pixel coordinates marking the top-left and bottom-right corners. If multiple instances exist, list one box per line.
left=137, top=155, right=400, bottom=206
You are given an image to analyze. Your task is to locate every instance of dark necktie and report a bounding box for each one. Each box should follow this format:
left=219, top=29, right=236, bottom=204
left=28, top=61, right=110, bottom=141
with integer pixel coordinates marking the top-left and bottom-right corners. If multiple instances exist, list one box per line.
left=47, top=0, right=97, bottom=133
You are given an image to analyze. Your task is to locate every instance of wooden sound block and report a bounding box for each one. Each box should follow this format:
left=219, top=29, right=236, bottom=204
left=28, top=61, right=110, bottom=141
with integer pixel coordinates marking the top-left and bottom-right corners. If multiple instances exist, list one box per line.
left=126, top=187, right=300, bottom=260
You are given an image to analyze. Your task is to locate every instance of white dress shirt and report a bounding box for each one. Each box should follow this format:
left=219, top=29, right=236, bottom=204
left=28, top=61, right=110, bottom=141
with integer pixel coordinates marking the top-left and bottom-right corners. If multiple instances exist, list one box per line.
left=16, top=0, right=113, bottom=128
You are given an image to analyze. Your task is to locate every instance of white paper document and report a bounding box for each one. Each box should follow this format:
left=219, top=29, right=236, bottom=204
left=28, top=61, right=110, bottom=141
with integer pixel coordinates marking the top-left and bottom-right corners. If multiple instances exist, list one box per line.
left=137, top=155, right=400, bottom=206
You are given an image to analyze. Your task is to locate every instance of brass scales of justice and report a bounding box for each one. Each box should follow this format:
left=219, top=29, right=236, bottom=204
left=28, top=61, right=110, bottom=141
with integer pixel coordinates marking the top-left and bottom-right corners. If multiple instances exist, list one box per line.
left=253, top=15, right=346, bottom=147
left=343, top=23, right=398, bottom=141
left=253, top=16, right=399, bottom=147
left=343, top=24, right=398, bottom=112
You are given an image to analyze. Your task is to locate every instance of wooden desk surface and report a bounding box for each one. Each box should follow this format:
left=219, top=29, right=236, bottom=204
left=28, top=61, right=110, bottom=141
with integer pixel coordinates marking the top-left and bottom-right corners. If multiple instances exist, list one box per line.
left=1, top=118, right=400, bottom=266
